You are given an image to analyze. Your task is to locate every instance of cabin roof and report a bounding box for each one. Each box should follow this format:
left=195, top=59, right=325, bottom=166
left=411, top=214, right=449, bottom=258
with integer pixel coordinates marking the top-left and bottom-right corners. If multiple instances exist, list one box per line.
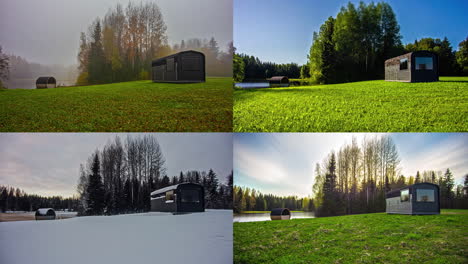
left=36, top=208, right=54, bottom=215
left=270, top=208, right=291, bottom=216
left=384, top=50, right=436, bottom=64
left=150, top=182, right=202, bottom=196
left=36, top=76, right=56, bottom=84
left=267, top=76, right=288, bottom=81
left=151, top=50, right=204, bottom=65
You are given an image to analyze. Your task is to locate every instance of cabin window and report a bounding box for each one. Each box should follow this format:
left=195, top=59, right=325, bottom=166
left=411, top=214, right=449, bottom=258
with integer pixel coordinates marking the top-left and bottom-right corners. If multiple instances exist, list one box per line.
left=165, top=191, right=174, bottom=203
left=181, top=190, right=200, bottom=203
left=400, top=58, right=408, bottom=70
left=416, top=189, right=435, bottom=202
left=415, top=57, right=433, bottom=70
left=401, top=189, right=409, bottom=202
left=167, top=58, right=175, bottom=72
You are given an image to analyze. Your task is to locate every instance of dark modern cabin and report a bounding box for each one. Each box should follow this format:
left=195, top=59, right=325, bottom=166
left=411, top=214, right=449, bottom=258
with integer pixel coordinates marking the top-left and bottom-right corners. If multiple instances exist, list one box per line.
left=270, top=208, right=291, bottom=220
left=267, top=76, right=289, bottom=87
left=36, top=76, right=56, bottom=88
left=386, top=182, right=440, bottom=215
left=35, top=208, right=56, bottom=220
left=384, top=50, right=439, bottom=82
left=150, top=182, right=205, bottom=214
left=151, top=50, right=205, bottom=83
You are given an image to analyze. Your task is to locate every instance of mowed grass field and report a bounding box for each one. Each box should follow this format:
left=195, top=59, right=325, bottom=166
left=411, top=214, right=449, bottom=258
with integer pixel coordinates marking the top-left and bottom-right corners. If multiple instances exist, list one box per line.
left=0, top=77, right=232, bottom=132
left=234, top=77, right=468, bottom=132
left=234, top=209, right=468, bottom=264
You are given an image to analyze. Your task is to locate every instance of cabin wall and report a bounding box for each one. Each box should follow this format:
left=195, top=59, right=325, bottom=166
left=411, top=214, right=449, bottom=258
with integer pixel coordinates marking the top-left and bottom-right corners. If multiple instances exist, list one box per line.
left=411, top=183, right=440, bottom=214
left=411, top=52, right=439, bottom=82
left=386, top=196, right=412, bottom=214
left=150, top=196, right=177, bottom=212
left=385, top=54, right=411, bottom=82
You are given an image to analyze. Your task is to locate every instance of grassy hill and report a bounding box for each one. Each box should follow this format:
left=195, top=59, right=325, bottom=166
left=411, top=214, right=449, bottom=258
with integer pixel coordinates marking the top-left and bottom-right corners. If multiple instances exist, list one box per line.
left=234, top=77, right=468, bottom=132
left=0, top=77, right=232, bottom=132
left=234, top=209, right=468, bottom=264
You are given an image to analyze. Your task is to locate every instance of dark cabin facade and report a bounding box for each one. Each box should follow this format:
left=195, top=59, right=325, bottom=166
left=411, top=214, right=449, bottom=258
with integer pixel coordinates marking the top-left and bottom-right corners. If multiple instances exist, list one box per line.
left=36, top=76, right=56, bottom=88
left=150, top=183, right=205, bottom=214
left=270, top=208, right=291, bottom=220
left=385, top=51, right=439, bottom=82
left=386, top=182, right=440, bottom=215
left=35, top=208, right=56, bottom=220
left=267, top=76, right=289, bottom=87
left=151, top=50, right=205, bottom=83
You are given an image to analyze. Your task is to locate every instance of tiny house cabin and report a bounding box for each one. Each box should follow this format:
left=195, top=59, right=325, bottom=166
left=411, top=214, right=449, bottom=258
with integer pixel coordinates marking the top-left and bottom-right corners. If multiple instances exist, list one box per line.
left=267, top=76, right=289, bottom=87
left=35, top=208, right=56, bottom=220
left=270, top=208, right=291, bottom=220
left=151, top=50, right=205, bottom=83
left=386, top=182, right=440, bottom=215
left=384, top=51, right=438, bottom=82
left=150, top=183, right=205, bottom=213
left=36, top=76, right=56, bottom=88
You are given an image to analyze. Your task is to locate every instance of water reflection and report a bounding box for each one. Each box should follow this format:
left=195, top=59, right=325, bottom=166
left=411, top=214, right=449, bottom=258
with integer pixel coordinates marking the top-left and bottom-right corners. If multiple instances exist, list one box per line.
left=233, top=211, right=315, bottom=222
left=235, top=82, right=270, bottom=89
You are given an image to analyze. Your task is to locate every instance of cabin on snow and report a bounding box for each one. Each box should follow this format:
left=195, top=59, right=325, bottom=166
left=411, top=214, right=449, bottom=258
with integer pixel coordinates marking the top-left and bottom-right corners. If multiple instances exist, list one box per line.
left=150, top=182, right=205, bottom=214
left=151, top=50, right=205, bottom=83
left=270, top=208, right=291, bottom=220
left=384, top=50, right=439, bottom=82
left=386, top=182, right=440, bottom=215
left=35, top=208, right=56, bottom=220
left=267, top=76, right=289, bottom=87
left=36, top=76, right=56, bottom=88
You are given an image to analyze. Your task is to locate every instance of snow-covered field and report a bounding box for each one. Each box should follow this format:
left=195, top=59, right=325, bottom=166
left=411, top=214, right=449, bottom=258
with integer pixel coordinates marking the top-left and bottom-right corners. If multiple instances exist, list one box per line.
left=0, top=209, right=233, bottom=264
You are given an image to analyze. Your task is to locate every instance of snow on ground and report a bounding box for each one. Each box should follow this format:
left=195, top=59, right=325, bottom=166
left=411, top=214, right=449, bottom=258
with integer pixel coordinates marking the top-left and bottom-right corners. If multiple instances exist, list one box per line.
left=0, top=209, right=233, bottom=264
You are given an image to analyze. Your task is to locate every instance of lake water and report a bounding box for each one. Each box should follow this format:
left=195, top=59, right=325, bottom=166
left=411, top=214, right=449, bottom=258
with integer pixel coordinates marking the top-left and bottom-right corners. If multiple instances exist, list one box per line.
left=233, top=211, right=315, bottom=223
left=235, top=82, right=270, bottom=89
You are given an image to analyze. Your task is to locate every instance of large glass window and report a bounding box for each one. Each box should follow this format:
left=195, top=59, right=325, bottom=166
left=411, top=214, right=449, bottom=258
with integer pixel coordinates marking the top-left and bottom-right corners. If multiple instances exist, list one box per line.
left=165, top=190, right=174, bottom=202
left=181, top=190, right=200, bottom=203
left=417, top=189, right=435, bottom=202
left=415, top=57, right=433, bottom=70
left=400, top=58, right=408, bottom=70
left=401, top=189, right=409, bottom=202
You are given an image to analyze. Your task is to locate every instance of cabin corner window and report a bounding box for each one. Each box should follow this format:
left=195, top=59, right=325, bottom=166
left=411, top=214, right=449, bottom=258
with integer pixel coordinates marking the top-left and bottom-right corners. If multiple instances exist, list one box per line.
left=165, top=190, right=174, bottom=203
left=415, top=57, right=433, bottom=70
left=416, top=189, right=435, bottom=202
left=181, top=190, right=200, bottom=203
left=401, top=189, right=409, bottom=202
left=400, top=58, right=408, bottom=70
left=166, top=58, right=175, bottom=72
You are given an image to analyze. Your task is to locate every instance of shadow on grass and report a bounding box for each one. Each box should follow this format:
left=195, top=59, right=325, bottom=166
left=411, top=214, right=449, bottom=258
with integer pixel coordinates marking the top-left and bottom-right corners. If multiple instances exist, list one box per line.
left=439, top=80, right=468, bottom=83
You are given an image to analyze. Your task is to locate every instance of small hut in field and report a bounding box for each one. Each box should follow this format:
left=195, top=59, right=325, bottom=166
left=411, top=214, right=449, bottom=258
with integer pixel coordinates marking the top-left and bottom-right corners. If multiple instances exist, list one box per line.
left=386, top=182, right=440, bottom=215
left=270, top=208, right=291, bottom=220
left=384, top=51, right=438, bottom=82
left=36, top=76, right=56, bottom=88
left=267, top=76, right=289, bottom=87
left=151, top=50, right=205, bottom=83
left=35, top=208, right=56, bottom=220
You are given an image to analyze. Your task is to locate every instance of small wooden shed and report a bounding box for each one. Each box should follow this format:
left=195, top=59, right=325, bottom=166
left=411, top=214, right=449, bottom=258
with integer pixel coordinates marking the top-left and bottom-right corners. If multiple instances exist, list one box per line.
left=151, top=50, right=205, bottom=83
left=36, top=76, right=56, bottom=88
left=270, top=208, right=291, bottom=220
left=267, top=76, right=289, bottom=87
left=384, top=51, right=438, bottom=82
left=386, top=182, right=440, bottom=215
left=150, top=182, right=205, bottom=214
left=35, top=208, right=56, bottom=220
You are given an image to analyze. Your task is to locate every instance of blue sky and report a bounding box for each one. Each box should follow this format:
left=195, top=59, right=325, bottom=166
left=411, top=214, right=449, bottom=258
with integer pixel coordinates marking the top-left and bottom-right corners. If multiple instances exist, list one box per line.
left=234, top=133, right=468, bottom=197
left=234, top=0, right=468, bottom=64
left=0, top=133, right=233, bottom=197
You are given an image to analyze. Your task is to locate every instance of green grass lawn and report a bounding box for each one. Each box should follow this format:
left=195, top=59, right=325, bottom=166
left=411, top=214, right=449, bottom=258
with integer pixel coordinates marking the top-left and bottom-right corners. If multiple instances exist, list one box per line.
left=234, top=209, right=468, bottom=264
left=234, top=76, right=468, bottom=132
left=0, top=77, right=232, bottom=132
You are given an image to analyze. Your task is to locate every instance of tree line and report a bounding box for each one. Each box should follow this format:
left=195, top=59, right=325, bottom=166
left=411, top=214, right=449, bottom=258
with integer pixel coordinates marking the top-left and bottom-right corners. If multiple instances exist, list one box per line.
left=77, top=1, right=231, bottom=86
left=233, top=53, right=301, bottom=82
left=233, top=186, right=314, bottom=213
left=308, top=1, right=468, bottom=84
left=77, top=134, right=232, bottom=216
left=313, top=135, right=468, bottom=217
left=0, top=185, right=79, bottom=213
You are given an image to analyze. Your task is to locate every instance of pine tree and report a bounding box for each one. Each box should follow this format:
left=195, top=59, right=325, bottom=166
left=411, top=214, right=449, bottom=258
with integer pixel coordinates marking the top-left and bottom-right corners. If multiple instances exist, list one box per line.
left=415, top=171, right=421, bottom=184
left=86, top=153, right=105, bottom=215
